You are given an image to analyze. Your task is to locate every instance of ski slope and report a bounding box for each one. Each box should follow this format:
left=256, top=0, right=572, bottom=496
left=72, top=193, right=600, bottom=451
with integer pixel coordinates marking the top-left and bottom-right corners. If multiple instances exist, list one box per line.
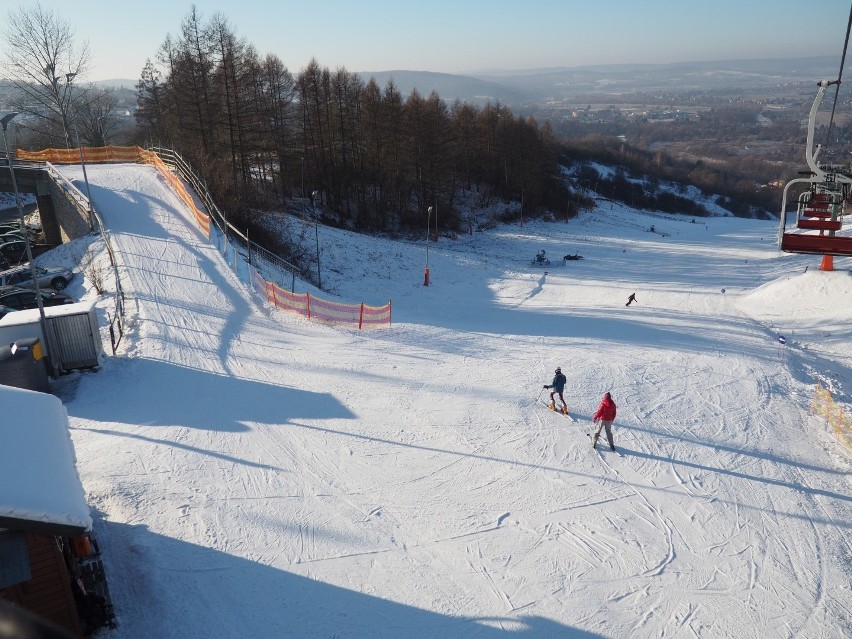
left=54, top=163, right=852, bottom=638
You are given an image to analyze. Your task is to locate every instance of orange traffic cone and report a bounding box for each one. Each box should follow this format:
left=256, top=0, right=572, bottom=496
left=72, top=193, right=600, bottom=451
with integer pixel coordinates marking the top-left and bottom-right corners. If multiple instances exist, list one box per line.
left=820, top=255, right=834, bottom=272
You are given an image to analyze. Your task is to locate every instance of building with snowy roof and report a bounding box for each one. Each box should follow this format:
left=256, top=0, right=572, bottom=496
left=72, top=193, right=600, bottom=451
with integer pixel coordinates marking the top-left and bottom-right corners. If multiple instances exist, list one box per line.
left=0, top=384, right=113, bottom=636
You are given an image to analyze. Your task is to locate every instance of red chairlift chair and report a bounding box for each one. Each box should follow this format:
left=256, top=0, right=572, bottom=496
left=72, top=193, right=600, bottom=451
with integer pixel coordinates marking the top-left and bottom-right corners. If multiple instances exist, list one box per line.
left=777, top=80, right=852, bottom=266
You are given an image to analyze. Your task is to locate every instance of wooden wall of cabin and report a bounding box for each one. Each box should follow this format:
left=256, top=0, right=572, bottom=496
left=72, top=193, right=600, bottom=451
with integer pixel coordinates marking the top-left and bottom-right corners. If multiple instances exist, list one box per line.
left=0, top=532, right=83, bottom=638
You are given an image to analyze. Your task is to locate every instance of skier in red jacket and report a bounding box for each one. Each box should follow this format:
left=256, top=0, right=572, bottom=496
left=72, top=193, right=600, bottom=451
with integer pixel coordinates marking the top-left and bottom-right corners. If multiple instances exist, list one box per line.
left=591, top=392, right=617, bottom=451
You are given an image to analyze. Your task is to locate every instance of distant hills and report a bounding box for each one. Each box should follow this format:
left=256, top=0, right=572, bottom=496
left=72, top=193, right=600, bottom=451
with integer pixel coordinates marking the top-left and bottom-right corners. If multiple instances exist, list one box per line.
left=84, top=55, right=840, bottom=108
left=354, top=70, right=533, bottom=105
left=359, top=56, right=840, bottom=106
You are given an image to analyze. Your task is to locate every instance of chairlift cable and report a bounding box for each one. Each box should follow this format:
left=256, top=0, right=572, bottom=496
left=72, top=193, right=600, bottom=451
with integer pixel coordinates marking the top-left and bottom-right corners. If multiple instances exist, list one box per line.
left=823, top=2, right=852, bottom=153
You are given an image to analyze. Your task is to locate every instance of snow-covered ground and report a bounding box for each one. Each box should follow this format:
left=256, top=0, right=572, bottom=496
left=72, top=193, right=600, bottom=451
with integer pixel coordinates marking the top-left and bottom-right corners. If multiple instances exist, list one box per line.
left=47, top=163, right=852, bottom=638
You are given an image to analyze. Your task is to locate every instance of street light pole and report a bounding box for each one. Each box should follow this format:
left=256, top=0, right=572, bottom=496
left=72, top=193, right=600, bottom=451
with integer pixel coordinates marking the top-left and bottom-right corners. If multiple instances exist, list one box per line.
left=65, top=73, right=94, bottom=230
left=44, top=63, right=71, bottom=149
left=425, top=206, right=431, bottom=286
left=311, top=191, right=322, bottom=289
left=1, top=112, right=54, bottom=374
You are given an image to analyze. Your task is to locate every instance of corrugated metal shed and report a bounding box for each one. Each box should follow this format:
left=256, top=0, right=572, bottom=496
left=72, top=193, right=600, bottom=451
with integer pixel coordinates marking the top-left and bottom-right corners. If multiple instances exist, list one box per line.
left=0, top=301, right=104, bottom=372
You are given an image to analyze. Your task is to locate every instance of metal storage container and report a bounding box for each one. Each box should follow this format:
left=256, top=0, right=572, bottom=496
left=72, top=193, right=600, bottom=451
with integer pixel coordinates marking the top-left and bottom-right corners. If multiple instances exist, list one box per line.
left=0, top=301, right=103, bottom=373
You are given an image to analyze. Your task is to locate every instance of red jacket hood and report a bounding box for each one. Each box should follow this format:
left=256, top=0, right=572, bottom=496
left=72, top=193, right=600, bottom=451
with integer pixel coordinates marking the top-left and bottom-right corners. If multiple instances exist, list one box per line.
left=593, top=396, right=617, bottom=422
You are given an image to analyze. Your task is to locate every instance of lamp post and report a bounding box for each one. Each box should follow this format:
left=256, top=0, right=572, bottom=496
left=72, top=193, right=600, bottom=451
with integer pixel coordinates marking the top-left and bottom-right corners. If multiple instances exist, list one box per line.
left=43, top=63, right=71, bottom=149
left=95, top=116, right=105, bottom=147
left=311, top=190, right=322, bottom=289
left=425, top=206, right=431, bottom=286
left=65, top=73, right=94, bottom=230
left=1, top=112, right=54, bottom=373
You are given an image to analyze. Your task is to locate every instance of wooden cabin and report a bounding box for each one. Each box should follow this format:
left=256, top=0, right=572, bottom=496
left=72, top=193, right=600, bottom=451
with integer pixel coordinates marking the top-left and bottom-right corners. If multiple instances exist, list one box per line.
left=0, top=384, right=114, bottom=636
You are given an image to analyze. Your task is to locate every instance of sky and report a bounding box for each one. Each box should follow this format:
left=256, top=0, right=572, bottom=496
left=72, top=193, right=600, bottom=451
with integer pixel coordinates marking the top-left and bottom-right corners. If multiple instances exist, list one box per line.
left=8, top=0, right=851, bottom=82
left=7, top=160, right=848, bottom=637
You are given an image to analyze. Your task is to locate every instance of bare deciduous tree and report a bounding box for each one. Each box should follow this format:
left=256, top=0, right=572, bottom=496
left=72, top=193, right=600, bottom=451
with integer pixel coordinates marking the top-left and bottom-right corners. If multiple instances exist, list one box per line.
left=76, top=87, right=123, bottom=146
left=77, top=244, right=106, bottom=295
left=2, top=2, right=90, bottom=148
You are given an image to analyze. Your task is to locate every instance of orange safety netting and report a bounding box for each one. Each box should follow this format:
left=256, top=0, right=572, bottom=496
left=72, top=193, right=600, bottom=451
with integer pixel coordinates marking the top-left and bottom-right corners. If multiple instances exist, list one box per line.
left=20, top=145, right=387, bottom=328
left=136, top=148, right=210, bottom=236
left=16, top=145, right=142, bottom=164
left=17, top=145, right=211, bottom=236
left=252, top=268, right=391, bottom=329
left=811, top=383, right=852, bottom=451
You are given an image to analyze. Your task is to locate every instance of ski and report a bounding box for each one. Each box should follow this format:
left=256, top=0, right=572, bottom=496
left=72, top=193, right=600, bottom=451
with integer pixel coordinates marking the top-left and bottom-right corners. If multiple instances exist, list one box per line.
left=586, top=433, right=622, bottom=455
left=543, top=401, right=575, bottom=422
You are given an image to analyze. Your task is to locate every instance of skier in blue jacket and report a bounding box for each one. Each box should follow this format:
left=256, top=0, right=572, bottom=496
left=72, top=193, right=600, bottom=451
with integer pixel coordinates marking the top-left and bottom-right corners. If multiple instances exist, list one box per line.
left=544, top=367, right=568, bottom=414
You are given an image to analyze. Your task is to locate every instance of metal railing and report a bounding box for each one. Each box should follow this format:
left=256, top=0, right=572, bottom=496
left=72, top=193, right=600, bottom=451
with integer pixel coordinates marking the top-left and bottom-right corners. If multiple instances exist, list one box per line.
left=147, top=147, right=302, bottom=292
left=45, top=163, right=125, bottom=353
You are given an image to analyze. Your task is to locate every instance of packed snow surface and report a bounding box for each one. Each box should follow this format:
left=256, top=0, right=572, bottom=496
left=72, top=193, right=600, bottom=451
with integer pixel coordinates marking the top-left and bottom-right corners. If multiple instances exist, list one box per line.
left=54, top=163, right=851, bottom=638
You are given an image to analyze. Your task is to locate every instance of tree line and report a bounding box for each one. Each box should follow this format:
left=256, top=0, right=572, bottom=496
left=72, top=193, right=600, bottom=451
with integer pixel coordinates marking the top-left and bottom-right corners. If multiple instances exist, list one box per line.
left=134, top=9, right=565, bottom=235
left=1, top=4, right=126, bottom=151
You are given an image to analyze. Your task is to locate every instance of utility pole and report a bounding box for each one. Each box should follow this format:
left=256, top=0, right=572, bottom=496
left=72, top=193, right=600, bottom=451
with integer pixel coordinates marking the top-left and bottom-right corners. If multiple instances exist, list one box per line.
left=312, top=191, right=322, bottom=288
left=1, top=113, right=56, bottom=374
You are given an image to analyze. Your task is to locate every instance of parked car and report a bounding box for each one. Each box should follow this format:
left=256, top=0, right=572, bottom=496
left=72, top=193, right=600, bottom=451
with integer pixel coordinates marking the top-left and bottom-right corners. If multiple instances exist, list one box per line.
left=0, top=286, right=76, bottom=310
left=0, top=240, right=54, bottom=269
left=0, top=304, right=16, bottom=320
left=0, top=225, right=41, bottom=242
left=0, top=240, right=28, bottom=266
left=0, top=264, right=74, bottom=290
left=0, top=232, right=29, bottom=246
left=0, top=220, right=41, bottom=233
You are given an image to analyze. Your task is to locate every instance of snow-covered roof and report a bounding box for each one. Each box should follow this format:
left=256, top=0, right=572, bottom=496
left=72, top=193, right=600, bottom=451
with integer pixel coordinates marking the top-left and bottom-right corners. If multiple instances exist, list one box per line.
left=0, top=300, right=97, bottom=327
left=0, top=384, right=92, bottom=535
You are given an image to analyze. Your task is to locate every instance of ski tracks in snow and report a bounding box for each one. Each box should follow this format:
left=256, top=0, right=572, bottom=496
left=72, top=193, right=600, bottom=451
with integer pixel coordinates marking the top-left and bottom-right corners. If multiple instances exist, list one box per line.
left=64, top=163, right=852, bottom=638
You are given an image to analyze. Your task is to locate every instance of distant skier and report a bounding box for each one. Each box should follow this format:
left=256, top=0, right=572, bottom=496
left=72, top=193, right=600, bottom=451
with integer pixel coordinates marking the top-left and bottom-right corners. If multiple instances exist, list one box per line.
left=544, top=367, right=568, bottom=414
left=591, top=392, right=618, bottom=451
left=626, top=293, right=637, bottom=307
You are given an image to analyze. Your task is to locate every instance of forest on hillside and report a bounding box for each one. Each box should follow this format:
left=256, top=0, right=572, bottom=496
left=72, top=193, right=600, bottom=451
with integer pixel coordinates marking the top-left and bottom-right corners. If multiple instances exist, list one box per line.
left=132, top=9, right=568, bottom=237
